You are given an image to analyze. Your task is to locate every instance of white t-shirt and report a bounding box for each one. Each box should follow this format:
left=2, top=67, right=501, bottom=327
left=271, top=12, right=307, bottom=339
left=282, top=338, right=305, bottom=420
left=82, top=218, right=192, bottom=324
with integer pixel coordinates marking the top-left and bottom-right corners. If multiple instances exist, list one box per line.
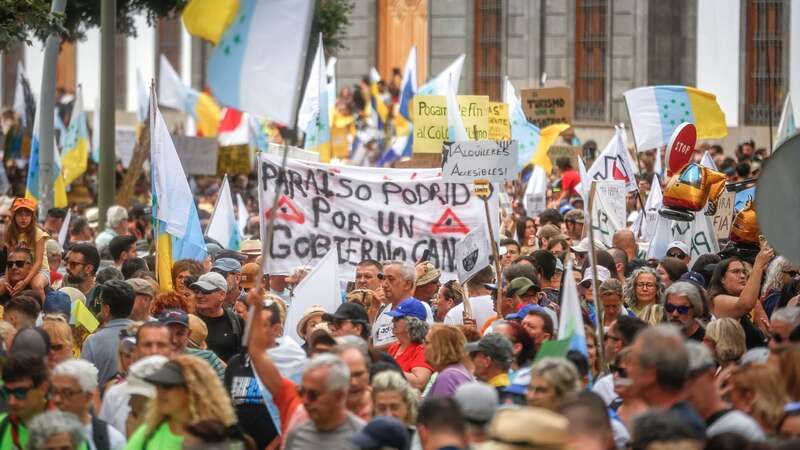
left=592, top=373, right=617, bottom=406
left=83, top=420, right=127, bottom=450
left=444, top=295, right=496, bottom=330
left=371, top=300, right=433, bottom=348
left=98, top=381, right=130, bottom=435
left=707, top=409, right=766, bottom=441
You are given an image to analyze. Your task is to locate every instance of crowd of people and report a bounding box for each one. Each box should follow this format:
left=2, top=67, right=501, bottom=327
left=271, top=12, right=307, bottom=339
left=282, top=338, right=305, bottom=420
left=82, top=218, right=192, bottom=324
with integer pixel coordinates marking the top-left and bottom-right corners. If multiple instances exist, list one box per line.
left=0, top=129, right=796, bottom=450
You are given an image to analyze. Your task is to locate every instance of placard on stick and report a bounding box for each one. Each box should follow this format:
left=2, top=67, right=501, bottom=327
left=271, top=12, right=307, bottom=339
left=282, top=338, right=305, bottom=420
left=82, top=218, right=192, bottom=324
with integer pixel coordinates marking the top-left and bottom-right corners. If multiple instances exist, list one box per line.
left=519, top=86, right=573, bottom=128
left=412, top=95, right=490, bottom=153
left=488, top=102, right=510, bottom=140
left=711, top=191, right=734, bottom=240
left=441, top=140, right=518, bottom=183
left=455, top=223, right=492, bottom=284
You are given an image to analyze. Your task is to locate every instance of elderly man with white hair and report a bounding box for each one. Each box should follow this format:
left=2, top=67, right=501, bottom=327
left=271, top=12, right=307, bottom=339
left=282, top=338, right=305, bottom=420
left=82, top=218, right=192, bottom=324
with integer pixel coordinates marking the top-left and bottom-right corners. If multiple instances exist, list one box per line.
left=371, top=260, right=432, bottom=350
left=51, top=359, right=126, bottom=450
left=27, top=410, right=86, bottom=450
left=94, top=205, right=129, bottom=257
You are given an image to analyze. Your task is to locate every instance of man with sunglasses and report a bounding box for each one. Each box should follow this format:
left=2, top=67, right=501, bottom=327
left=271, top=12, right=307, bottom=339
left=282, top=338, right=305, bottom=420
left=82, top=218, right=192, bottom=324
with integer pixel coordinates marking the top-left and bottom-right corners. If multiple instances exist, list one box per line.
left=769, top=306, right=800, bottom=351
left=666, top=241, right=692, bottom=265
left=664, top=282, right=706, bottom=342
left=0, top=352, right=50, bottom=449
left=0, top=248, right=36, bottom=302
left=192, top=272, right=243, bottom=362
left=210, top=258, right=244, bottom=310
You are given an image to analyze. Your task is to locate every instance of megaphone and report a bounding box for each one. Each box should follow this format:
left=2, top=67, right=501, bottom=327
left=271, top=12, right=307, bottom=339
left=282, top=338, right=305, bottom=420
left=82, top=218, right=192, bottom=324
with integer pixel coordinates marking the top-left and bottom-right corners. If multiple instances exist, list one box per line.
left=756, top=133, right=800, bottom=266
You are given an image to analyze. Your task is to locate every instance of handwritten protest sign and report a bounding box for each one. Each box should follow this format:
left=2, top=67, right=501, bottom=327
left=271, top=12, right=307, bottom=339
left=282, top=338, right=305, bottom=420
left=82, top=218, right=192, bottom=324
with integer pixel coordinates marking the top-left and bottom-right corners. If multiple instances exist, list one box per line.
left=710, top=191, right=734, bottom=240
left=525, top=193, right=547, bottom=217
left=115, top=127, right=137, bottom=168
left=519, top=86, right=573, bottom=128
left=257, top=153, right=499, bottom=276
left=548, top=145, right=581, bottom=171
left=455, top=223, right=491, bottom=283
left=488, top=102, right=510, bottom=140
left=412, top=95, right=490, bottom=153
left=441, top=141, right=518, bottom=183
left=172, top=135, right=219, bottom=175
left=589, top=180, right=626, bottom=248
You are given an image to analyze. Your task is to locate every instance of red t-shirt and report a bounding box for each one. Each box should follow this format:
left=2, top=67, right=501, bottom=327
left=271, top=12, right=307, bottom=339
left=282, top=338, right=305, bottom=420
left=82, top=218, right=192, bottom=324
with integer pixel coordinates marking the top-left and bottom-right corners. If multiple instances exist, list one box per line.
left=388, top=342, right=433, bottom=373
left=561, top=168, right=580, bottom=197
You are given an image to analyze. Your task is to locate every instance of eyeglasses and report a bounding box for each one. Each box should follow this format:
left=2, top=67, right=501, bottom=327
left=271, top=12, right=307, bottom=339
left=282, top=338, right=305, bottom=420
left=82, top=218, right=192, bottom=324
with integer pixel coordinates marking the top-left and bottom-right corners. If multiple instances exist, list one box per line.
left=665, top=303, right=691, bottom=315
left=296, top=386, right=322, bottom=402
left=50, top=388, right=81, bottom=399
left=0, top=385, right=33, bottom=400
left=635, top=282, right=656, bottom=289
left=7, top=260, right=28, bottom=268
left=66, top=260, right=86, bottom=268
left=772, top=333, right=786, bottom=344
left=667, top=252, right=686, bottom=259
left=609, top=364, right=628, bottom=378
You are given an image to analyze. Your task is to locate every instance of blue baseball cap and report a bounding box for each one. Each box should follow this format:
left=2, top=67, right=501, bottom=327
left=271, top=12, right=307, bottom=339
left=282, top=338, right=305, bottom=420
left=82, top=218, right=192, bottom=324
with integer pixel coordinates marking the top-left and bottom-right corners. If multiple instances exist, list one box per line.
left=385, top=299, right=427, bottom=321
left=679, top=271, right=706, bottom=289
left=212, top=257, right=241, bottom=273
left=352, top=416, right=410, bottom=450
left=505, top=304, right=545, bottom=321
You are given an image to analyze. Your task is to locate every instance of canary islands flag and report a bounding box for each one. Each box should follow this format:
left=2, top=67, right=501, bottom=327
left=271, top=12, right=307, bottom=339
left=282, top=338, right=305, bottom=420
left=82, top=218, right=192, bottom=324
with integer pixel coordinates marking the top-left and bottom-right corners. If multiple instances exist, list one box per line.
left=26, top=115, right=67, bottom=208
left=624, top=85, right=727, bottom=151
left=61, top=85, right=90, bottom=185
left=150, top=89, right=207, bottom=291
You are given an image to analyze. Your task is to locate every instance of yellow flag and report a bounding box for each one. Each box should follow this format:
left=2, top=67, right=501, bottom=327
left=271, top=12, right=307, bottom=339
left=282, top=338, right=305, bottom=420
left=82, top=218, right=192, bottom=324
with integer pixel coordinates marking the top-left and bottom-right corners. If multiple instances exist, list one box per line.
left=531, top=123, right=571, bottom=173
left=182, top=0, right=240, bottom=45
left=157, top=232, right=175, bottom=292
left=73, top=300, right=99, bottom=333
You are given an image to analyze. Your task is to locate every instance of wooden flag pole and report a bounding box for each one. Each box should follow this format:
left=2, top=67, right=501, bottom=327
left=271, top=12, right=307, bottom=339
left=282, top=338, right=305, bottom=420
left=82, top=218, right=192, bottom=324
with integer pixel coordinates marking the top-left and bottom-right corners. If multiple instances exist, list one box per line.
left=474, top=179, right=504, bottom=320
left=586, top=180, right=607, bottom=371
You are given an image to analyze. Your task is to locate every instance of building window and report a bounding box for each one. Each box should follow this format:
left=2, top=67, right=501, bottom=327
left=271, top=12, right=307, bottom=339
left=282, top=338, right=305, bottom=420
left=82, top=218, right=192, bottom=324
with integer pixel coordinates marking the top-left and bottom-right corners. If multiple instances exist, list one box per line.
left=745, top=0, right=787, bottom=125
left=574, top=0, right=607, bottom=121
left=474, top=0, right=503, bottom=101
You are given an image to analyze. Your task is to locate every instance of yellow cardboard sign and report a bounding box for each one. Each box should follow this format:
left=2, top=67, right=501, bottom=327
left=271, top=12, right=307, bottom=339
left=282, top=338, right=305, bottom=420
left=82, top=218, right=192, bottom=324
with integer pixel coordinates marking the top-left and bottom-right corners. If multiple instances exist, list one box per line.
left=488, top=102, right=510, bottom=140
left=412, top=95, right=490, bottom=153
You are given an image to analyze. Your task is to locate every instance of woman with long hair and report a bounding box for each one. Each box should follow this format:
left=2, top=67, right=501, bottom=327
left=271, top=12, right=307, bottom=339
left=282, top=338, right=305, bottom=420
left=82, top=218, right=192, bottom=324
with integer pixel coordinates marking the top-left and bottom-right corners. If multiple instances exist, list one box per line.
left=762, top=256, right=798, bottom=317
left=126, top=354, right=238, bottom=449
left=371, top=370, right=420, bottom=426
left=623, top=267, right=663, bottom=316
left=729, top=363, right=789, bottom=435
left=704, top=318, right=746, bottom=369
left=656, top=257, right=688, bottom=289
left=708, top=248, right=773, bottom=348
left=4, top=198, right=50, bottom=300
left=424, top=325, right=473, bottom=397
left=516, top=216, right=537, bottom=248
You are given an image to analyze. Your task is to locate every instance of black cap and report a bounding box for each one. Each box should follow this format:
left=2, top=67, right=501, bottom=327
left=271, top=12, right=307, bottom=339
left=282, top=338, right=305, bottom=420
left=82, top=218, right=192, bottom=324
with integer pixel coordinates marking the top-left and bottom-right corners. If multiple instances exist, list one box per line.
left=143, top=361, right=186, bottom=387
left=322, top=302, right=369, bottom=324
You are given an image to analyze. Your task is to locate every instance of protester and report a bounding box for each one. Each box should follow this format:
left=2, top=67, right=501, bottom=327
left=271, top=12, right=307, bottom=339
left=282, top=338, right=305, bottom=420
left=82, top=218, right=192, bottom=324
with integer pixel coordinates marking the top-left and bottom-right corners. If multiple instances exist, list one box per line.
left=466, top=334, right=513, bottom=390
left=333, top=337, right=374, bottom=421
left=664, top=281, right=706, bottom=341
left=452, top=382, right=497, bottom=446
left=210, top=257, right=243, bottom=310
left=373, top=261, right=431, bottom=349
left=704, top=317, right=746, bottom=368
left=0, top=352, right=50, bottom=448
left=109, top=235, right=137, bottom=270
left=657, top=256, right=689, bottom=288
left=729, top=363, right=789, bottom=435
left=125, top=355, right=238, bottom=449
left=191, top=272, right=243, bottom=362
left=386, top=300, right=433, bottom=390
left=352, top=416, right=410, bottom=450
left=443, top=266, right=495, bottom=330
left=82, top=280, right=135, bottom=386
left=414, top=261, right=441, bottom=304
left=526, top=357, right=581, bottom=411
left=325, top=301, right=372, bottom=341
left=4, top=198, right=50, bottom=301
left=769, top=306, right=800, bottom=351
left=665, top=241, right=692, bottom=266
left=434, top=280, right=464, bottom=322
left=416, top=398, right=467, bottom=450
left=126, top=278, right=155, bottom=322
left=51, top=359, right=127, bottom=449
left=42, top=314, right=74, bottom=368
left=95, top=205, right=128, bottom=256
left=424, top=324, right=473, bottom=397
left=623, top=266, right=663, bottom=316
left=27, top=410, right=86, bottom=450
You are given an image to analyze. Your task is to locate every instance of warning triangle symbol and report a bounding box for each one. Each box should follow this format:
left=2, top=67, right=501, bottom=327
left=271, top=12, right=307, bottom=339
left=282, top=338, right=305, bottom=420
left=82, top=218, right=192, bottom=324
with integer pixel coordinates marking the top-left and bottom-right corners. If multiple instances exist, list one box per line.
left=265, top=195, right=305, bottom=224
left=431, top=208, right=470, bottom=234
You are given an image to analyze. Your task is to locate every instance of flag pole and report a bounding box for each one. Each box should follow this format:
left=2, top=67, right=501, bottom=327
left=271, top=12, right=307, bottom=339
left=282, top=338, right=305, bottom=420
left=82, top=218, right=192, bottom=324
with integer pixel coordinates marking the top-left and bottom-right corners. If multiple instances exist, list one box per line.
left=586, top=180, right=607, bottom=371
left=474, top=179, right=504, bottom=320
left=621, top=100, right=649, bottom=239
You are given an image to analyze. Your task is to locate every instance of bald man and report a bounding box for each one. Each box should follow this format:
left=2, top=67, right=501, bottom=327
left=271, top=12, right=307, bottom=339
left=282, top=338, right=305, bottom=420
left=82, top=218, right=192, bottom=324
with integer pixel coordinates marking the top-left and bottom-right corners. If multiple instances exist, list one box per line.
left=612, top=230, right=638, bottom=261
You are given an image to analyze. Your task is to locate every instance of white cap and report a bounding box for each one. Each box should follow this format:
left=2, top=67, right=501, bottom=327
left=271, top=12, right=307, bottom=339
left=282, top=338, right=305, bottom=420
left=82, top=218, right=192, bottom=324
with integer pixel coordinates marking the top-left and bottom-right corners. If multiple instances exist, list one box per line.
left=124, top=355, right=168, bottom=398
left=580, top=266, right=611, bottom=285
left=570, top=237, right=607, bottom=253
left=666, top=241, right=691, bottom=256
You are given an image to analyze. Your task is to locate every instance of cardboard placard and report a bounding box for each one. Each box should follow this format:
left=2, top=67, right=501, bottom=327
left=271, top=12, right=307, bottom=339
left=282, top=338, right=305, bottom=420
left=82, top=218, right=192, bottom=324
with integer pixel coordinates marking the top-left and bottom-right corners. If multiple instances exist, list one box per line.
left=711, top=191, right=734, bottom=240
left=172, top=135, right=219, bottom=176
left=442, top=140, right=518, bottom=183
left=455, top=223, right=492, bottom=284
left=520, top=86, right=573, bottom=128
left=590, top=180, right=626, bottom=248
left=488, top=102, right=511, bottom=140
left=412, top=95, right=490, bottom=153
left=115, top=126, right=137, bottom=168
left=216, top=144, right=250, bottom=176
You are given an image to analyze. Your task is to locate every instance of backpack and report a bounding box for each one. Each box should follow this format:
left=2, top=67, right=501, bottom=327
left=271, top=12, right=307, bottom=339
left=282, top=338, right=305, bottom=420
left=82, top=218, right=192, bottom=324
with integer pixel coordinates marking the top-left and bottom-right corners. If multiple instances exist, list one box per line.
left=224, top=307, right=243, bottom=352
left=91, top=415, right=110, bottom=450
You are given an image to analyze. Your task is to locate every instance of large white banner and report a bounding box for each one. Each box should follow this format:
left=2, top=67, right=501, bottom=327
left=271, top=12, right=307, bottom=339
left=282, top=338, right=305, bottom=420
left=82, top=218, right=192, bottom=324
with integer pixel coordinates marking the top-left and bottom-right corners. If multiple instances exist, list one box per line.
left=257, top=154, right=498, bottom=276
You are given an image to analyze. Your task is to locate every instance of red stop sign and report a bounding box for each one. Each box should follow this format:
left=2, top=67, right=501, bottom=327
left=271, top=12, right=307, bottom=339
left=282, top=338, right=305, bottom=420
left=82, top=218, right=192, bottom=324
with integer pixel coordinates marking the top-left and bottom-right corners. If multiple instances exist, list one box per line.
left=665, top=122, right=697, bottom=177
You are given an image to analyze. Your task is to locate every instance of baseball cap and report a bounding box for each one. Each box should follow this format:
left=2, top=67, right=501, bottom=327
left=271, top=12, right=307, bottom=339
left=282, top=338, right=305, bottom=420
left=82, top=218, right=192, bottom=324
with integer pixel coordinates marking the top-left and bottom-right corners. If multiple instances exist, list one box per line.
left=11, top=197, right=36, bottom=213
left=158, top=309, right=189, bottom=327
left=454, top=382, right=499, bottom=424
left=385, top=299, right=427, bottom=321
left=352, top=416, right=410, bottom=450
left=187, top=314, right=208, bottom=349
left=465, top=333, right=513, bottom=365
left=322, top=302, right=369, bottom=324
left=506, top=277, right=539, bottom=297
left=679, top=271, right=707, bottom=289
left=126, top=278, right=155, bottom=297
left=415, top=262, right=441, bottom=287
left=504, top=304, right=559, bottom=330
left=667, top=241, right=691, bottom=256
left=564, top=209, right=585, bottom=224
left=484, top=407, right=568, bottom=450
left=125, top=355, right=168, bottom=398
left=143, top=361, right=186, bottom=387
left=191, top=272, right=228, bottom=293
left=212, top=257, right=241, bottom=274
left=43, top=291, right=72, bottom=320
left=205, top=242, right=223, bottom=260
left=240, top=263, right=261, bottom=290
left=570, top=237, right=606, bottom=253
left=536, top=224, right=561, bottom=240
left=10, top=327, right=50, bottom=359
left=580, top=266, right=612, bottom=286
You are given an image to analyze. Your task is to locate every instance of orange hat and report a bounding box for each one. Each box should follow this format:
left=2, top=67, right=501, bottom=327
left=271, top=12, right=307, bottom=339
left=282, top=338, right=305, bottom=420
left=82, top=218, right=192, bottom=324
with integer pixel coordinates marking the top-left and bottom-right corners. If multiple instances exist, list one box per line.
left=11, top=198, right=36, bottom=213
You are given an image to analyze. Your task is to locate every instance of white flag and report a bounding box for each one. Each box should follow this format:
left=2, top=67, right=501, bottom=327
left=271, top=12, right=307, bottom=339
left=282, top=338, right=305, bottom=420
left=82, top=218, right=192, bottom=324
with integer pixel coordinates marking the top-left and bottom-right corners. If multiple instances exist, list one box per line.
left=586, top=126, right=639, bottom=192
left=700, top=151, right=718, bottom=171
left=631, top=174, right=663, bottom=242
left=206, top=176, right=241, bottom=250
left=285, top=248, right=342, bottom=343
left=417, top=54, right=466, bottom=96
left=58, top=209, right=71, bottom=247
left=236, top=193, right=248, bottom=236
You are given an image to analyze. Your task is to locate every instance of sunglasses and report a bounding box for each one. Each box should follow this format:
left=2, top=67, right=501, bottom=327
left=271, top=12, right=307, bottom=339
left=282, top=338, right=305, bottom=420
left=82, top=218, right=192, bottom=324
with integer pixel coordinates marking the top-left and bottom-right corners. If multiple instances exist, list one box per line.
left=296, top=385, right=322, bottom=402
left=0, top=385, right=33, bottom=400
left=667, top=252, right=686, bottom=259
left=665, top=303, right=691, bottom=315
left=772, top=333, right=786, bottom=344
left=7, top=260, right=28, bottom=268
left=609, top=364, right=628, bottom=378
